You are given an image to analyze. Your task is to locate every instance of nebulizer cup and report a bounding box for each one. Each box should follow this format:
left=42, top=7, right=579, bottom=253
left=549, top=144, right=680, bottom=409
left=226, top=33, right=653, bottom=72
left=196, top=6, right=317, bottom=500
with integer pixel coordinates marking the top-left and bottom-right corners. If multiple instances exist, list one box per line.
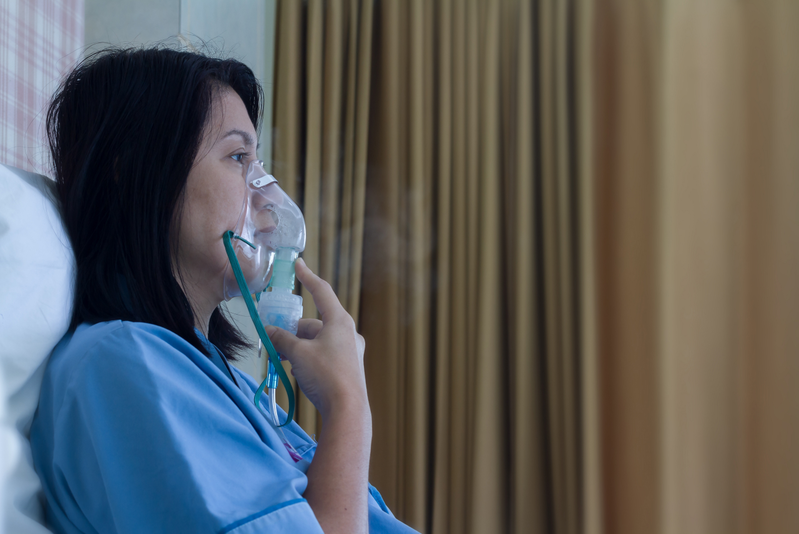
left=222, top=160, right=306, bottom=438
left=258, top=254, right=306, bottom=463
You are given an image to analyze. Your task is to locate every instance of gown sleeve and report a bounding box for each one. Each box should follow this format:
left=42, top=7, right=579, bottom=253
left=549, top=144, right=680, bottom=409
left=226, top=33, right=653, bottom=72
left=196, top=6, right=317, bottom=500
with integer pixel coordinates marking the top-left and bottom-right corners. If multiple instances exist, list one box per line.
left=38, top=322, right=324, bottom=534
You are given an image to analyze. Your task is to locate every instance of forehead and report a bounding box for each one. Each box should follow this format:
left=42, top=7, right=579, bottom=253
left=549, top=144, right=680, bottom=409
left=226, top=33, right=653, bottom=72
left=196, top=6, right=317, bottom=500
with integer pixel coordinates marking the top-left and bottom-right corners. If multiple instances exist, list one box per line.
left=204, top=89, right=257, bottom=148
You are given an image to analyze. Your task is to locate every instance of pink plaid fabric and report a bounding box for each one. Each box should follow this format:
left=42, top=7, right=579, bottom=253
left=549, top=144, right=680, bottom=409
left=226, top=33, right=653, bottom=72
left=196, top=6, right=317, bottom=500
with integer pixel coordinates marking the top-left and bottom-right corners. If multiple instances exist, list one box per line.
left=0, top=0, right=83, bottom=174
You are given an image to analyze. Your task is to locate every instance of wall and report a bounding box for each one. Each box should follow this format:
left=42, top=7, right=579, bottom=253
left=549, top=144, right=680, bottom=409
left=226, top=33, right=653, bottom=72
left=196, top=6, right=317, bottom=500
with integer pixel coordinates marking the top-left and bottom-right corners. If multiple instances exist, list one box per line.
left=84, top=0, right=178, bottom=46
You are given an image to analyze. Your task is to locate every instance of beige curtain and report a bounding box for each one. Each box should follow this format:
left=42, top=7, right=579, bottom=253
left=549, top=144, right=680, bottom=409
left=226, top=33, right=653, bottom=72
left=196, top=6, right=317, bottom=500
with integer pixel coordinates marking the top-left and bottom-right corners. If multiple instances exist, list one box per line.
left=360, top=0, right=590, bottom=532
left=274, top=1, right=590, bottom=533
left=273, top=1, right=798, bottom=533
left=593, top=2, right=799, bottom=534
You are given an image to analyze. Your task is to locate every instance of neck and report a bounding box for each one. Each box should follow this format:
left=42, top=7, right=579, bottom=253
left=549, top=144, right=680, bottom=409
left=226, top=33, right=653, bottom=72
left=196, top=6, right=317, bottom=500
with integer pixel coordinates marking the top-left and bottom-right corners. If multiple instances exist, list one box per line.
left=192, top=295, right=219, bottom=337
left=194, top=313, right=212, bottom=338
left=177, top=276, right=220, bottom=338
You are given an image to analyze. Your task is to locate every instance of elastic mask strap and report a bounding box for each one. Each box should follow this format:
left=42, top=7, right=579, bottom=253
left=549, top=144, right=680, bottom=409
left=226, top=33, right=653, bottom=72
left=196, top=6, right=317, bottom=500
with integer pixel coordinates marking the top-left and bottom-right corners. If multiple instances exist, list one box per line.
left=223, top=230, right=295, bottom=426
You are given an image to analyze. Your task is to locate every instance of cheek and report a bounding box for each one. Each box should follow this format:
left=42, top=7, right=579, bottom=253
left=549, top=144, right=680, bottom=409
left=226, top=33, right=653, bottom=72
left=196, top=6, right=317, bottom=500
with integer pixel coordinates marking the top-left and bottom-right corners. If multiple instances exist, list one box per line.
left=177, top=177, right=246, bottom=275
left=189, top=178, right=246, bottom=238
left=208, top=189, right=246, bottom=234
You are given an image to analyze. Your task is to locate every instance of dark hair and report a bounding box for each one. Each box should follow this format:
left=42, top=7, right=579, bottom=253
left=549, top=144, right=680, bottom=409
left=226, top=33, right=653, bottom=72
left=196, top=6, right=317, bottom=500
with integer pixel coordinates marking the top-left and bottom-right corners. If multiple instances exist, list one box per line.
left=47, top=47, right=264, bottom=359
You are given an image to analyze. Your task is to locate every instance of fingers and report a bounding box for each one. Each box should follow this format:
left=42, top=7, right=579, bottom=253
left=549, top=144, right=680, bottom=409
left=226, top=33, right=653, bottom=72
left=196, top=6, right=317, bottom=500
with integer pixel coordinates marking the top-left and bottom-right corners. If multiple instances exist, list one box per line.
left=296, top=318, right=323, bottom=340
left=294, top=258, right=344, bottom=322
left=264, top=325, right=300, bottom=357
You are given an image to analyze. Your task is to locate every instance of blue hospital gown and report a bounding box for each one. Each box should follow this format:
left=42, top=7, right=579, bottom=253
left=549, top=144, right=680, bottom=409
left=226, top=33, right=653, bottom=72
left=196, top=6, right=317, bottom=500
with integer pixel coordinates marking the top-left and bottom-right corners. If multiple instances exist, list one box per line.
left=30, top=321, right=418, bottom=534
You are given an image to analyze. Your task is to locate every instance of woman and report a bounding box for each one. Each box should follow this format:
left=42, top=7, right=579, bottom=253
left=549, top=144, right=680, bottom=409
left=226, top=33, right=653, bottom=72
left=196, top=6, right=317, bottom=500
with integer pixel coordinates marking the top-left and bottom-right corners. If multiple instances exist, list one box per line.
left=31, top=47, right=416, bottom=534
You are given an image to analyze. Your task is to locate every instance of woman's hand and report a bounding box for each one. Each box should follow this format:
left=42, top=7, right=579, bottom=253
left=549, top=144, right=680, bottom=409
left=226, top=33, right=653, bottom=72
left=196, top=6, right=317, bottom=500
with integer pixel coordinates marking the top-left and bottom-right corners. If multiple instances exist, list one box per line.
left=264, top=258, right=369, bottom=420
left=264, top=258, right=371, bottom=534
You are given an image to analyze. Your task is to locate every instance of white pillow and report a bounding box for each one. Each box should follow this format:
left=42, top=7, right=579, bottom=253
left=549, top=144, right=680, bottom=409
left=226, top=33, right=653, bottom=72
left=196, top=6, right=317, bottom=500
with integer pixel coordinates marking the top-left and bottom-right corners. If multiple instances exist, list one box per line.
left=0, top=164, right=74, bottom=534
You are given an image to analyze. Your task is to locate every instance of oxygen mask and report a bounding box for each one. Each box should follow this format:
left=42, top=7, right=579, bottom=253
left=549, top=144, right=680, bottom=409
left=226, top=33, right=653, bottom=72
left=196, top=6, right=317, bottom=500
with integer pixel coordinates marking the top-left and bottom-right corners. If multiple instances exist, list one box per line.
left=223, top=159, right=306, bottom=300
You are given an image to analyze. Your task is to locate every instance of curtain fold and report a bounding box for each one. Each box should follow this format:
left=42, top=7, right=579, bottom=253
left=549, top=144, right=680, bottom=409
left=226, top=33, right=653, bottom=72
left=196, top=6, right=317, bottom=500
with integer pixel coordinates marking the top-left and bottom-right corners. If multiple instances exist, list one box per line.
left=592, top=2, right=662, bottom=533
left=360, top=1, right=588, bottom=532
left=593, top=2, right=799, bottom=534
left=268, top=1, right=799, bottom=533
left=274, top=1, right=589, bottom=532
left=272, top=1, right=798, bottom=532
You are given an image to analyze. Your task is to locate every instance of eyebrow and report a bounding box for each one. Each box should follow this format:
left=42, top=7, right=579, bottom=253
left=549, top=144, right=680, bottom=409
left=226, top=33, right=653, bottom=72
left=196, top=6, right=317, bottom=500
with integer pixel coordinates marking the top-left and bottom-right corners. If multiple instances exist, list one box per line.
left=221, top=128, right=257, bottom=148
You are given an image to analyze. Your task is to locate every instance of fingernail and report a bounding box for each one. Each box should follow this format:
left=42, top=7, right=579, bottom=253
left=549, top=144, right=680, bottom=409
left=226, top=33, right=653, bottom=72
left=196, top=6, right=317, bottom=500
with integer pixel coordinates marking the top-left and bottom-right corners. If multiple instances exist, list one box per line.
left=265, top=325, right=277, bottom=336
left=296, top=257, right=305, bottom=267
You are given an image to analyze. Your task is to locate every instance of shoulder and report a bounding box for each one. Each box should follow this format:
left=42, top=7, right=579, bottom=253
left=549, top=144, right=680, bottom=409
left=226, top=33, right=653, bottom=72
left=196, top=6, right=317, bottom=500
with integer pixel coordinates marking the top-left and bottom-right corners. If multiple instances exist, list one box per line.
left=64, top=320, right=193, bottom=353
left=49, top=321, right=208, bottom=395
left=59, top=320, right=196, bottom=361
left=39, top=320, right=233, bottom=443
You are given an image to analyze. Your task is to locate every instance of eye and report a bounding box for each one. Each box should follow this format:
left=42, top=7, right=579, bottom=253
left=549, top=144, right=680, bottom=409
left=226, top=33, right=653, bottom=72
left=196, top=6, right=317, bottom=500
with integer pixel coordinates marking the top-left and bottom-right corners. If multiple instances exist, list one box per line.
left=231, top=153, right=247, bottom=164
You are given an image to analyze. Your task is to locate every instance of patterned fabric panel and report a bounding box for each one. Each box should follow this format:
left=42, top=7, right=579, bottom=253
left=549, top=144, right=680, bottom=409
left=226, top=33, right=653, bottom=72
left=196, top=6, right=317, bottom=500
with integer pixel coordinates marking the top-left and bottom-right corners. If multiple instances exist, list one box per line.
left=0, top=0, right=83, bottom=174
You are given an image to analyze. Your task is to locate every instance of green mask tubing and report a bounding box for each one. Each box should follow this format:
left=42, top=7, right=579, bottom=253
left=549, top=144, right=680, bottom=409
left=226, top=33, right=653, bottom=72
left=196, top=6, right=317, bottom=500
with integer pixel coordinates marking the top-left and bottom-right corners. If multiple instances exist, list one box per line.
left=223, top=230, right=295, bottom=426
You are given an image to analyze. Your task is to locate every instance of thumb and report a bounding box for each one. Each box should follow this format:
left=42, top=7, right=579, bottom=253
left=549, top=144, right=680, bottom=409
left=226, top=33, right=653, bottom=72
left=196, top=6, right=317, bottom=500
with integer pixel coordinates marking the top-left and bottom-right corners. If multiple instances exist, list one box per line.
left=264, top=325, right=301, bottom=359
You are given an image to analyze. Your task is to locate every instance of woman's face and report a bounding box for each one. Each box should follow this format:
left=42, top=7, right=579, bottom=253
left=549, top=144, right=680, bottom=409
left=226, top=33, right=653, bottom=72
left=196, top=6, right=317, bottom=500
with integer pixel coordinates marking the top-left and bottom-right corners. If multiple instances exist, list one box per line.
left=174, top=88, right=258, bottom=307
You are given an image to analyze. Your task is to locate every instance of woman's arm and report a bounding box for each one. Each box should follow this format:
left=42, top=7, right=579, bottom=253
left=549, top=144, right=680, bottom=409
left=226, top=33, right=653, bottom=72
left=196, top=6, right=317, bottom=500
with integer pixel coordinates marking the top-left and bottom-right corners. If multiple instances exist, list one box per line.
left=265, top=258, right=371, bottom=534
left=302, top=395, right=371, bottom=534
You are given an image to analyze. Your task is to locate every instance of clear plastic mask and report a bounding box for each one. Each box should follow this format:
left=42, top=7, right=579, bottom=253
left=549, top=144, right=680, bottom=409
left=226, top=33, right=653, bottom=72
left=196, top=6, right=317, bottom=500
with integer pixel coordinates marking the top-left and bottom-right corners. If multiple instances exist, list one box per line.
left=223, top=160, right=306, bottom=299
